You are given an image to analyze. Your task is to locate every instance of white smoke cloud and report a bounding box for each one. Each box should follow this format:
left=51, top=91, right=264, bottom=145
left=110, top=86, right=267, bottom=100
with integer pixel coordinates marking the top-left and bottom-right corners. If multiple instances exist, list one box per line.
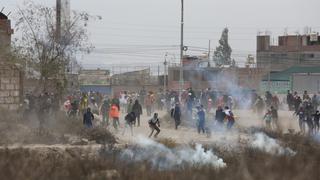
left=250, top=133, right=296, bottom=156
left=121, top=136, right=226, bottom=170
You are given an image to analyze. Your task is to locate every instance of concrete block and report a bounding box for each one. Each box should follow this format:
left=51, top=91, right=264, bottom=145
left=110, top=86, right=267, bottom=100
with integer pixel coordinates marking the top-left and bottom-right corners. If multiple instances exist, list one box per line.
left=5, top=97, right=14, bottom=104
left=10, top=91, right=19, bottom=97
left=10, top=78, right=18, bottom=84
left=5, top=84, right=14, bottom=90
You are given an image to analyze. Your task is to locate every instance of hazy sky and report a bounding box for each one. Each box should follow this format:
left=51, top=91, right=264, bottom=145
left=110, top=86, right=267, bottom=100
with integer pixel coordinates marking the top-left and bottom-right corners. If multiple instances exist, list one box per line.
left=3, top=0, right=320, bottom=69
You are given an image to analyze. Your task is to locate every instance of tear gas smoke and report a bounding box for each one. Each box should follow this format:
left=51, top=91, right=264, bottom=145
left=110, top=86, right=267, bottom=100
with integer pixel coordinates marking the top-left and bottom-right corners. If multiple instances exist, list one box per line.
left=186, top=65, right=254, bottom=109
left=250, top=133, right=296, bottom=156
left=121, top=136, right=226, bottom=170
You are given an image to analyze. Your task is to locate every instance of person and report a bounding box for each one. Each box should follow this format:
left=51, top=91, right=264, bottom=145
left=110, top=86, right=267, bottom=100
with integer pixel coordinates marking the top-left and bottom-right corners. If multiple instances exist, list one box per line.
left=186, top=95, right=193, bottom=116
left=120, top=92, right=128, bottom=113
left=109, top=104, right=120, bottom=130
left=111, top=95, right=120, bottom=111
left=254, top=96, right=265, bottom=117
left=83, top=108, right=94, bottom=128
left=127, top=98, right=134, bottom=114
left=132, top=100, right=143, bottom=126
left=294, top=96, right=302, bottom=113
left=100, top=99, right=110, bottom=126
left=224, top=106, right=235, bottom=130
left=139, top=87, right=147, bottom=107
left=287, top=90, right=294, bottom=111
left=305, top=102, right=314, bottom=135
left=171, top=103, right=181, bottom=130
left=215, top=106, right=225, bottom=126
left=263, top=110, right=272, bottom=129
left=270, top=106, right=279, bottom=130
left=80, top=94, right=88, bottom=114
left=123, top=112, right=136, bottom=136
left=148, top=113, right=161, bottom=138
left=313, top=110, right=320, bottom=133
left=312, top=94, right=319, bottom=113
left=296, top=107, right=306, bottom=134
left=69, top=99, right=79, bottom=117
left=265, top=91, right=273, bottom=108
left=303, top=90, right=310, bottom=101
left=145, top=93, right=154, bottom=116
left=271, top=95, right=280, bottom=110
left=197, top=106, right=206, bottom=134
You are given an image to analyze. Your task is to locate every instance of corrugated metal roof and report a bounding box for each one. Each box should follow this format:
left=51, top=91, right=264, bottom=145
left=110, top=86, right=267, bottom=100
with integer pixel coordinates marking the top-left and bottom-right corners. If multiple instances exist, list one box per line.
left=262, top=66, right=320, bottom=81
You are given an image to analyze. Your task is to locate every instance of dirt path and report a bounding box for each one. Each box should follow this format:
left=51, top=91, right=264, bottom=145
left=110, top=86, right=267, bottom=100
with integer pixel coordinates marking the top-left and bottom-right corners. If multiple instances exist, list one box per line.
left=112, top=109, right=300, bottom=145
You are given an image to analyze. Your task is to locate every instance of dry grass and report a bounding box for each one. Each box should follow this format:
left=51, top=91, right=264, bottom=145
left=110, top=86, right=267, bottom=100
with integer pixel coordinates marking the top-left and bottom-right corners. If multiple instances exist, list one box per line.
left=1, top=111, right=320, bottom=180
left=0, top=132, right=320, bottom=180
left=156, top=138, right=178, bottom=148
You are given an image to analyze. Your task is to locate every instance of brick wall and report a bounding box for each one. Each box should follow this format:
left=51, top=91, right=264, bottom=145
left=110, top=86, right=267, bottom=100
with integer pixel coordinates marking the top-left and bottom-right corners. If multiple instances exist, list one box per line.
left=0, top=64, right=22, bottom=110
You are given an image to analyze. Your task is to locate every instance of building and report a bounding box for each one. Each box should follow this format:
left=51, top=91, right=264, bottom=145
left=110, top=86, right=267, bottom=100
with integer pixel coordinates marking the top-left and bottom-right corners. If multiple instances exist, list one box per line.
left=292, top=73, right=320, bottom=94
left=111, top=68, right=160, bottom=93
left=260, top=66, right=320, bottom=94
left=79, top=69, right=112, bottom=94
left=257, top=33, right=320, bottom=71
left=168, top=65, right=265, bottom=92
left=0, top=12, right=23, bottom=110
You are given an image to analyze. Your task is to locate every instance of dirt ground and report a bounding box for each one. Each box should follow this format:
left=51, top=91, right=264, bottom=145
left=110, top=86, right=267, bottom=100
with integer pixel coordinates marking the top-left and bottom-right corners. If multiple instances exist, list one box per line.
left=116, top=109, right=301, bottom=146
left=0, top=109, right=319, bottom=180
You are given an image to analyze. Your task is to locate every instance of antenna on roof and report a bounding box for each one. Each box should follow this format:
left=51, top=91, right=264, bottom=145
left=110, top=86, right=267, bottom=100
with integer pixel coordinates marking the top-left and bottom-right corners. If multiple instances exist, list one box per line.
left=7, top=11, right=11, bottom=17
left=0, top=7, right=4, bottom=13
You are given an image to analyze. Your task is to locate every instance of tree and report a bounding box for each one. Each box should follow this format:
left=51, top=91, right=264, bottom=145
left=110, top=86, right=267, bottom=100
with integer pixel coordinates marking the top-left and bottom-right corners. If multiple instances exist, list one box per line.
left=14, top=1, right=98, bottom=93
left=213, top=28, right=232, bottom=67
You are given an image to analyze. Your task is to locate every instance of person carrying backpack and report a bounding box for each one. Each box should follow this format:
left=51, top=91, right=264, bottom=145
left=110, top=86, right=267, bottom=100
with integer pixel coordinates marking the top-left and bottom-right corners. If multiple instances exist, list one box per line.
left=122, top=112, right=136, bottom=136
left=148, top=113, right=160, bottom=138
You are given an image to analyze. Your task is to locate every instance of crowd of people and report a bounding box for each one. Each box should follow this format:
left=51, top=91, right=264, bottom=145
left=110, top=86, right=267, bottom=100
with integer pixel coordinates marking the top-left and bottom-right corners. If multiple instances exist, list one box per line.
left=22, top=86, right=320, bottom=138
left=287, top=90, right=320, bottom=135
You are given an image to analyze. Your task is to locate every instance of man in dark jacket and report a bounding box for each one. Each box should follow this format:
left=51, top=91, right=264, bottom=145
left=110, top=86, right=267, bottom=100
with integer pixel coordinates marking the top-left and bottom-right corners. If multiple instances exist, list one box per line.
left=83, top=108, right=94, bottom=128
left=172, top=103, right=181, bottom=130
left=197, top=106, right=206, bottom=134
left=132, top=100, right=143, bottom=126
left=287, top=90, right=294, bottom=111
left=123, top=112, right=136, bottom=136
left=215, top=106, right=225, bottom=126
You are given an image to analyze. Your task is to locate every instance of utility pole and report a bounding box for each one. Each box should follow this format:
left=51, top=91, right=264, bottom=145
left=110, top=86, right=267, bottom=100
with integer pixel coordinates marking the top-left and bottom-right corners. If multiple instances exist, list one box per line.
left=208, top=40, right=211, bottom=67
left=164, top=53, right=168, bottom=92
left=208, top=40, right=211, bottom=59
left=179, top=0, right=184, bottom=100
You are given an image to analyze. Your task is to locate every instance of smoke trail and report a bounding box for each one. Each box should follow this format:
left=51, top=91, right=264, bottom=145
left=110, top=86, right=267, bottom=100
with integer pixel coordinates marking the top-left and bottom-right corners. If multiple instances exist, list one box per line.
left=121, top=136, right=226, bottom=170
left=250, top=133, right=296, bottom=156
